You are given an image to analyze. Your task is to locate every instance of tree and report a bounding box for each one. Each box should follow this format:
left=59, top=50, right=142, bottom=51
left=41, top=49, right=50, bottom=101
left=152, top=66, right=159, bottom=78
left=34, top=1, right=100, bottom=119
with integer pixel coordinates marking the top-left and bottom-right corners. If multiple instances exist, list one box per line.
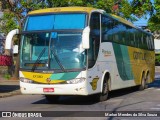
left=131, top=0, right=154, bottom=18
left=47, top=0, right=69, bottom=7
left=148, top=0, right=160, bottom=31
left=0, top=12, right=18, bottom=35
left=0, top=0, right=46, bottom=78
left=2, top=0, right=158, bottom=34
left=0, top=0, right=159, bottom=78
left=0, top=0, right=47, bottom=31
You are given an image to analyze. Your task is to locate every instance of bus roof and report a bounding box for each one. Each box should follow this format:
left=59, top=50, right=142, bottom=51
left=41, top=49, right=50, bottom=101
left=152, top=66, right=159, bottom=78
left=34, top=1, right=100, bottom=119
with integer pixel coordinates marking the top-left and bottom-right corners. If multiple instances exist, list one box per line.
left=28, top=7, right=96, bottom=15
left=109, top=14, right=135, bottom=28
left=28, top=7, right=141, bottom=31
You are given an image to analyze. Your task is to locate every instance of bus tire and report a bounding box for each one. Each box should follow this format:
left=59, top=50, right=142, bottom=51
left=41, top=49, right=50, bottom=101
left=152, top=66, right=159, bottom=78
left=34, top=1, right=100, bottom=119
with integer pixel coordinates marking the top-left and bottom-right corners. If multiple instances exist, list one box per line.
left=139, top=73, right=147, bottom=90
left=99, top=78, right=110, bottom=102
left=145, top=72, right=150, bottom=89
left=45, top=95, right=60, bottom=103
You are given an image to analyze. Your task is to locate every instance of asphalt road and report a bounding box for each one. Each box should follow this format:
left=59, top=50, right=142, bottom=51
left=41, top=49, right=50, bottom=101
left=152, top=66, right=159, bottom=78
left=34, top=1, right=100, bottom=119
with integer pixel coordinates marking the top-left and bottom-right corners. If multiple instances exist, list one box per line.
left=0, top=73, right=160, bottom=120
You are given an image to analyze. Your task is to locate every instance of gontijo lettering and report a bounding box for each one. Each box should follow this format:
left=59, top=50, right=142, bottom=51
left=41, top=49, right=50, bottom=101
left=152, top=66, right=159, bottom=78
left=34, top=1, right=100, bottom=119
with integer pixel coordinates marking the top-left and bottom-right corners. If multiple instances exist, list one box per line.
left=133, top=51, right=153, bottom=61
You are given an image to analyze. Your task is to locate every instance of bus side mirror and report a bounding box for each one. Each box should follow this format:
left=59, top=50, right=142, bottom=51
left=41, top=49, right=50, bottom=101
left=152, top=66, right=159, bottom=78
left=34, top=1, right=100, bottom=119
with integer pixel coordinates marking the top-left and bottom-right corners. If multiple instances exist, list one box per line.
left=82, top=26, right=90, bottom=49
left=5, top=29, right=19, bottom=55
left=5, top=29, right=19, bottom=50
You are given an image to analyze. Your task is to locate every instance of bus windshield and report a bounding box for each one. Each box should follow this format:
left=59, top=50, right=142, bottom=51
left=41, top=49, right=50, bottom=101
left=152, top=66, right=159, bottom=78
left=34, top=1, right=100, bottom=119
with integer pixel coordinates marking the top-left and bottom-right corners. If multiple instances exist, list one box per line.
left=20, top=32, right=86, bottom=71
left=24, top=13, right=86, bottom=31
left=20, top=13, right=87, bottom=72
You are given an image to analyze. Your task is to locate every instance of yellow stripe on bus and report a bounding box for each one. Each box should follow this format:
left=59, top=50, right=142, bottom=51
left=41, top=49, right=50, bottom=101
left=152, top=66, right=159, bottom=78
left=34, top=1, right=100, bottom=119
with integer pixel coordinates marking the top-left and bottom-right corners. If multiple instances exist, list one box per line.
left=29, top=7, right=96, bottom=15
left=22, top=71, right=65, bottom=84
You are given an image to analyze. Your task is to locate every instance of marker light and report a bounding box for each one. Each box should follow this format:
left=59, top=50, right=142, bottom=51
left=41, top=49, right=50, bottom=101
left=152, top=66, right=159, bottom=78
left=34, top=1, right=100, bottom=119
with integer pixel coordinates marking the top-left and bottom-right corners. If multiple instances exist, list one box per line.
left=66, top=78, right=85, bottom=84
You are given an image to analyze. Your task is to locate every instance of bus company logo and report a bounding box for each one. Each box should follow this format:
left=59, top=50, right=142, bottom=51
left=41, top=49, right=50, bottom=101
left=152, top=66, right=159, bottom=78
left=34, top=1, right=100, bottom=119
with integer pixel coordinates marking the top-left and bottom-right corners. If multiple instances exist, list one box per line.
left=133, top=51, right=149, bottom=60
left=102, top=49, right=112, bottom=57
left=90, top=78, right=99, bottom=90
left=46, top=78, right=51, bottom=83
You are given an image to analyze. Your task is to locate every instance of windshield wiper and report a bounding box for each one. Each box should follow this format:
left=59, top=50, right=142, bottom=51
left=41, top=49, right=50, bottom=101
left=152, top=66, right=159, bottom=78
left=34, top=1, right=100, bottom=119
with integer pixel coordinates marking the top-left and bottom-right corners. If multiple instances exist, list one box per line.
left=50, top=48, right=66, bottom=72
left=32, top=48, right=46, bottom=72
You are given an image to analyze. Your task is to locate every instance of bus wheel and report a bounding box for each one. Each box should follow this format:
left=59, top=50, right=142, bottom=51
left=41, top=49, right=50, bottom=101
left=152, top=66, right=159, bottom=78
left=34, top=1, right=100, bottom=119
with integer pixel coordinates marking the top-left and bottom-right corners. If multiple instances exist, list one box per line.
left=145, top=73, right=150, bottom=89
left=139, top=74, right=147, bottom=90
left=99, top=79, right=109, bottom=102
left=45, top=95, right=60, bottom=103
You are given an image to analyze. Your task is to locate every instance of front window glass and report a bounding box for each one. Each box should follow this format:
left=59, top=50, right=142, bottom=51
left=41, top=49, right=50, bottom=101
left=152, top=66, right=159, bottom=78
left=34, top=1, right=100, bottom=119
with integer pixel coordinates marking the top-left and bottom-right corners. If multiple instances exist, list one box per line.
left=50, top=32, right=86, bottom=70
left=21, top=32, right=50, bottom=70
left=25, top=13, right=86, bottom=31
left=20, top=32, right=86, bottom=71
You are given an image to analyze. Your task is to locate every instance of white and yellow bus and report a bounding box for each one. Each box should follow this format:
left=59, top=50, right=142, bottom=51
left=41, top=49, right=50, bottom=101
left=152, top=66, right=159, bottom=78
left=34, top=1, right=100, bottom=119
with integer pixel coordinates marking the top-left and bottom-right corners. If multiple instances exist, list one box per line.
left=6, top=7, right=155, bottom=102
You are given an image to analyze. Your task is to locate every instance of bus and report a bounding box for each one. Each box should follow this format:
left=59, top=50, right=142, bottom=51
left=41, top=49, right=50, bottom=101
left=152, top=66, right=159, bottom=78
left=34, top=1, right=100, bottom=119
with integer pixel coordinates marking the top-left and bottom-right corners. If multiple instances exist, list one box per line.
left=6, top=7, right=155, bottom=102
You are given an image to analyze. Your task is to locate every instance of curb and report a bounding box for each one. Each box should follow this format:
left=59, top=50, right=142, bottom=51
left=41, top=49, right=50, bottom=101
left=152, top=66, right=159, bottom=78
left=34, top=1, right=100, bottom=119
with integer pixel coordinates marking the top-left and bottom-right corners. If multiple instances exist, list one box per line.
left=0, top=78, right=20, bottom=98
left=0, top=90, right=21, bottom=98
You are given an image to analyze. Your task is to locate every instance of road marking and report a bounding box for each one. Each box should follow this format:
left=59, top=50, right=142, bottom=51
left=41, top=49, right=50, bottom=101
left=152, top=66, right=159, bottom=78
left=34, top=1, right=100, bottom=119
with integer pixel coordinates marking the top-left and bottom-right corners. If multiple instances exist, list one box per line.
left=150, top=108, right=160, bottom=110
left=147, top=87, right=155, bottom=90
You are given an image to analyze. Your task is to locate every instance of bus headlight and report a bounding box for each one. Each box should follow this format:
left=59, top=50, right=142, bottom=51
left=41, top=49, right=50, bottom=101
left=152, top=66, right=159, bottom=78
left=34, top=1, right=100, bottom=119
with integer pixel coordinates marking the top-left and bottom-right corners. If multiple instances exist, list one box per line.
left=20, top=77, right=34, bottom=83
left=66, top=78, right=85, bottom=84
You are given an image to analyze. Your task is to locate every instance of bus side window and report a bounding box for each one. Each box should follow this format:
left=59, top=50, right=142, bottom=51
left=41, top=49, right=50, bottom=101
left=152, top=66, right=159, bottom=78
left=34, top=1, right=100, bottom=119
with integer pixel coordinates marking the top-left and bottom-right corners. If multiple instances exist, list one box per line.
left=146, top=35, right=150, bottom=50
left=150, top=36, right=154, bottom=50
left=101, top=15, right=114, bottom=42
left=143, top=33, right=147, bottom=49
left=88, top=12, right=100, bottom=68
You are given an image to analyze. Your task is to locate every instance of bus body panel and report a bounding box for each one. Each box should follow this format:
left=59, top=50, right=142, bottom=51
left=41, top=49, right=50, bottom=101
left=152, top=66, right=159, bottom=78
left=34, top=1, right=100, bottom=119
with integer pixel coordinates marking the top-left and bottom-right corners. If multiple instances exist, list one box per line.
left=86, top=42, right=155, bottom=94
left=19, top=70, right=89, bottom=95
left=20, top=81, right=88, bottom=95
left=19, top=42, right=155, bottom=96
left=17, top=7, right=155, bottom=97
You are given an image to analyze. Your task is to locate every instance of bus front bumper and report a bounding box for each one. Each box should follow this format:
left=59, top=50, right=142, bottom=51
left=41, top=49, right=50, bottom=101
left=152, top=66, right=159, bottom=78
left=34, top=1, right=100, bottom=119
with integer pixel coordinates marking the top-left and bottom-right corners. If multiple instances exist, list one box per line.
left=20, top=81, right=88, bottom=96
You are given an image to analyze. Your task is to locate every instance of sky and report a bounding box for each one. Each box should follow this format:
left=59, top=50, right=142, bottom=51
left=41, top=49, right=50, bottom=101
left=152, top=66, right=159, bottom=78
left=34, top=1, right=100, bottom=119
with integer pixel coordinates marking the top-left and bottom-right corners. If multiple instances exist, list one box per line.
left=131, top=0, right=154, bottom=27
left=0, top=11, right=3, bottom=18
left=0, top=0, right=155, bottom=28
left=133, top=15, right=150, bottom=27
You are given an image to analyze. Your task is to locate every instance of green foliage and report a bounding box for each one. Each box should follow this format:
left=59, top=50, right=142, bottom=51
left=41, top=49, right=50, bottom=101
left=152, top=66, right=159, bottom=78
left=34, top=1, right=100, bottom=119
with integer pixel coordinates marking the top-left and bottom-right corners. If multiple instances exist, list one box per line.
left=118, top=0, right=133, bottom=20
left=0, top=12, right=18, bottom=35
left=0, top=0, right=160, bottom=33
left=0, top=0, right=159, bottom=78
left=4, top=72, right=11, bottom=80
left=148, top=0, right=160, bottom=31
left=131, top=0, right=154, bottom=18
left=156, top=54, right=160, bottom=65
left=148, top=15, right=160, bottom=31
left=47, top=0, right=69, bottom=7
left=0, top=0, right=47, bottom=35
left=46, top=0, right=138, bottom=21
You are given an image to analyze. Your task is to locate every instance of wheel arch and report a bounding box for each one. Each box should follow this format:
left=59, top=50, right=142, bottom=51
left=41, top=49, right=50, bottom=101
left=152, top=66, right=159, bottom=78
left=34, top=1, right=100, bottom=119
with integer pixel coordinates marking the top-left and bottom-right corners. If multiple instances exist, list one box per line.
left=140, top=69, right=150, bottom=83
left=145, top=69, right=150, bottom=83
left=101, top=71, right=111, bottom=92
left=140, top=70, right=145, bottom=84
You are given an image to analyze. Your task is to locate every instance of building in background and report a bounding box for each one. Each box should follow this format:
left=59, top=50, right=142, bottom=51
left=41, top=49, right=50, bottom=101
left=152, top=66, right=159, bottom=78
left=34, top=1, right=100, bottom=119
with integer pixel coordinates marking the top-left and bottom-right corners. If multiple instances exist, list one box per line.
left=154, top=31, right=160, bottom=66
left=0, top=10, right=4, bottom=54
left=0, top=33, right=5, bottom=54
left=155, top=39, right=160, bottom=53
left=154, top=30, right=160, bottom=50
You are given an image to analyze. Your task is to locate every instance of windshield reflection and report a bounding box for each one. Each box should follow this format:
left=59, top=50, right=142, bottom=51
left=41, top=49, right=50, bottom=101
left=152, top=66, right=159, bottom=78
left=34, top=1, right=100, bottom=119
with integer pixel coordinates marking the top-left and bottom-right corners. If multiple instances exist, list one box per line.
left=20, top=32, right=86, bottom=71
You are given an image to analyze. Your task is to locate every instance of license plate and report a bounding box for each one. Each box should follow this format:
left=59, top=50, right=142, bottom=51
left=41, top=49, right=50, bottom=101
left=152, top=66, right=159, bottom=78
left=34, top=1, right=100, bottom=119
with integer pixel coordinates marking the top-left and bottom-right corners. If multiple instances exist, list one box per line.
left=43, top=88, right=54, bottom=92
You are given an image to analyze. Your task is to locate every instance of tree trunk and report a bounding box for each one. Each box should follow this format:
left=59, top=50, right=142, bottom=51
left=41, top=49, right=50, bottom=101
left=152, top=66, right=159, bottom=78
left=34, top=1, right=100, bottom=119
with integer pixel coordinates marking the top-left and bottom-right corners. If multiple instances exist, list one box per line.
left=12, top=34, right=21, bottom=79
left=12, top=53, right=19, bottom=79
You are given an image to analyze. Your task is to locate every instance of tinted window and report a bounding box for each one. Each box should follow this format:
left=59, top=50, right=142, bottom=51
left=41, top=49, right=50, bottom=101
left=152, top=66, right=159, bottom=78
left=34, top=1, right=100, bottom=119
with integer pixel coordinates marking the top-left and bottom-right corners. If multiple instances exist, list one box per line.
left=101, top=15, right=154, bottom=50
left=88, top=12, right=100, bottom=68
left=25, top=13, right=86, bottom=31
